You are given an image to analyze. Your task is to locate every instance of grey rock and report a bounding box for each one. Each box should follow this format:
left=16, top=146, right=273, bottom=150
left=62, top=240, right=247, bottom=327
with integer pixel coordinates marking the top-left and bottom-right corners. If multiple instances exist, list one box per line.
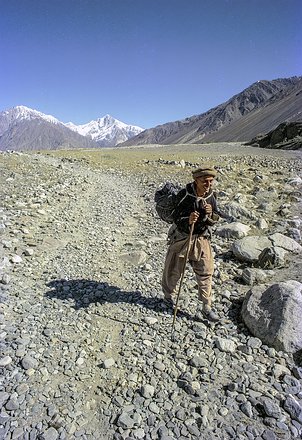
left=0, top=391, right=9, bottom=406
left=240, top=401, right=253, bottom=418
left=257, top=246, right=287, bottom=268
left=140, top=384, right=155, bottom=399
left=215, top=337, right=236, bottom=353
left=241, top=268, right=270, bottom=285
left=120, top=250, right=148, bottom=265
left=282, top=374, right=301, bottom=395
left=231, top=236, right=272, bottom=262
left=269, top=232, right=302, bottom=253
left=215, top=222, right=250, bottom=239
left=283, top=395, right=302, bottom=423
left=1, top=273, right=10, bottom=284
left=116, top=412, right=135, bottom=429
left=241, top=280, right=302, bottom=352
left=260, top=397, right=281, bottom=418
left=103, top=358, right=115, bottom=368
left=247, top=337, right=262, bottom=349
left=255, top=218, right=269, bottom=229
left=189, top=355, right=207, bottom=368
left=6, top=396, right=19, bottom=411
left=0, top=355, right=13, bottom=366
left=21, top=355, right=38, bottom=370
left=262, top=429, right=277, bottom=440
left=292, top=366, right=302, bottom=380
left=41, top=427, right=59, bottom=440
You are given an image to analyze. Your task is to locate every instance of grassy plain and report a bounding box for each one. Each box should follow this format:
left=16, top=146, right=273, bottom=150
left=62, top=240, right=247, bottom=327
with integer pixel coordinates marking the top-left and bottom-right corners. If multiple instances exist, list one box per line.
left=40, top=142, right=302, bottom=185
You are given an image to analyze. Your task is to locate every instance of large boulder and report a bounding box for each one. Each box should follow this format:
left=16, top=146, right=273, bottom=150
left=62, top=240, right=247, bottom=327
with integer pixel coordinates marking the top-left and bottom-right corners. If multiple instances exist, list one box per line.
left=257, top=246, right=288, bottom=268
left=231, top=236, right=271, bottom=262
left=241, top=280, right=302, bottom=353
left=241, top=267, right=273, bottom=285
left=219, top=202, right=257, bottom=221
left=231, top=232, right=302, bottom=264
left=215, top=222, right=250, bottom=239
left=269, top=233, right=302, bottom=253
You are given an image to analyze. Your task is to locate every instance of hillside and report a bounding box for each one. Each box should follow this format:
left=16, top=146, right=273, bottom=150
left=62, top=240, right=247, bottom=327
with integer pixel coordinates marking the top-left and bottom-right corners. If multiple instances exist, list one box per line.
left=201, top=80, right=302, bottom=143
left=0, top=106, right=97, bottom=151
left=121, top=76, right=302, bottom=146
left=0, top=106, right=143, bottom=151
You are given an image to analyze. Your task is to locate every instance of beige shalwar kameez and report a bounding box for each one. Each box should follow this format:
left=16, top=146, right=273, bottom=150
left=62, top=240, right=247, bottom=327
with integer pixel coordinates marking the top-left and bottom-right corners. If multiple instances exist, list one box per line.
left=162, top=233, right=214, bottom=306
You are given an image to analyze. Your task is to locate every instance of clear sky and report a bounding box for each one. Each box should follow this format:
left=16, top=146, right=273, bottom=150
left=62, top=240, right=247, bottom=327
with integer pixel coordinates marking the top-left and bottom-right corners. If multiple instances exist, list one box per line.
left=0, top=0, right=301, bottom=128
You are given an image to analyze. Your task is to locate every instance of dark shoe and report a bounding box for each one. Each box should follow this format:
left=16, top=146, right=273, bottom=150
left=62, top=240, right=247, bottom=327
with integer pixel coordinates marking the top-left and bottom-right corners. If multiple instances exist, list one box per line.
left=202, top=307, right=219, bottom=322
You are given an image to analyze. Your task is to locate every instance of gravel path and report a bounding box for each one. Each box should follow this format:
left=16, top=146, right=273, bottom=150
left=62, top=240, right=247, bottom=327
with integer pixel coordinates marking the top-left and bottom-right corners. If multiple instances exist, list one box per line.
left=0, top=149, right=302, bottom=440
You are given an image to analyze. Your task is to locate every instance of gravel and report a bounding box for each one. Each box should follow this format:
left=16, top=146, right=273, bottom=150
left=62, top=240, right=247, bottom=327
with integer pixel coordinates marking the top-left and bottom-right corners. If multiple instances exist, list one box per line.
left=0, top=147, right=301, bottom=439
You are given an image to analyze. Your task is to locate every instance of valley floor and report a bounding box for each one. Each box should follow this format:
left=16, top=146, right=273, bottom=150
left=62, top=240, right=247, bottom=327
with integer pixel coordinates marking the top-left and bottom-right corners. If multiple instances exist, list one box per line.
left=0, top=143, right=302, bottom=440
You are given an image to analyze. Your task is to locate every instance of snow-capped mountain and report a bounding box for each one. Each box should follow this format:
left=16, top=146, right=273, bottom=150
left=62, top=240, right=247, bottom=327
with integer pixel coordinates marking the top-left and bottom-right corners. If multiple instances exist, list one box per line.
left=0, top=106, right=97, bottom=151
left=0, top=106, right=144, bottom=151
left=0, top=105, right=61, bottom=137
left=65, top=114, right=144, bottom=147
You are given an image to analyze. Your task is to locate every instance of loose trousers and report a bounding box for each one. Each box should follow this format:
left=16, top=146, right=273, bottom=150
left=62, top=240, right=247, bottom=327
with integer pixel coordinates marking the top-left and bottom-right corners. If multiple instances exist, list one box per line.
left=161, top=235, right=214, bottom=306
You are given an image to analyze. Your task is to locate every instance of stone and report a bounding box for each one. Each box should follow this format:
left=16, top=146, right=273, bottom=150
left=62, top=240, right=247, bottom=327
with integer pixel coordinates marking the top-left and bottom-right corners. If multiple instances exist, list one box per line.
left=257, top=246, right=287, bottom=268
left=240, top=401, right=253, bottom=418
left=24, top=248, right=34, bottom=256
left=0, top=391, right=9, bottom=406
left=21, top=355, right=38, bottom=370
left=141, top=384, right=155, bottom=399
left=41, top=427, right=59, bottom=440
left=117, top=411, right=134, bottom=429
left=11, top=255, right=22, bottom=264
left=120, top=250, right=148, bottom=265
left=260, top=397, right=281, bottom=418
left=283, top=395, right=302, bottom=423
left=215, top=337, right=236, bottom=353
left=143, top=317, right=158, bottom=325
left=215, top=222, right=251, bottom=239
left=273, top=363, right=291, bottom=379
left=256, top=218, right=269, bottom=230
left=103, top=358, right=115, bottom=369
left=241, top=280, right=302, bottom=353
left=0, top=355, right=13, bottom=366
left=189, top=355, right=207, bottom=368
left=241, top=268, right=270, bottom=285
left=269, top=232, right=302, bottom=253
left=219, top=202, right=257, bottom=221
left=282, top=375, right=301, bottom=395
left=231, top=236, right=272, bottom=262
left=247, top=337, right=262, bottom=349
left=1, top=274, right=10, bottom=285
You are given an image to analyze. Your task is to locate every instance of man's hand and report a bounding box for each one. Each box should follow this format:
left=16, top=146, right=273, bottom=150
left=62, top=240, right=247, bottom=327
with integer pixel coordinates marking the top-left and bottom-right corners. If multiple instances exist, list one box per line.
left=189, top=211, right=199, bottom=225
left=204, top=203, right=212, bottom=216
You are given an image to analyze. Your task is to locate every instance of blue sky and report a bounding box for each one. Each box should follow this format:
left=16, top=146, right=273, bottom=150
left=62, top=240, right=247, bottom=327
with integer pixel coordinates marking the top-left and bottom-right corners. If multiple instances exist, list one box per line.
left=0, top=0, right=301, bottom=128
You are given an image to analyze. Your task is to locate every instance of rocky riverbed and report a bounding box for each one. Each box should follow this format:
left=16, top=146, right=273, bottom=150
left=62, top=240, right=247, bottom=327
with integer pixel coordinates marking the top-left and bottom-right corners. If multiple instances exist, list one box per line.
left=0, top=144, right=302, bottom=440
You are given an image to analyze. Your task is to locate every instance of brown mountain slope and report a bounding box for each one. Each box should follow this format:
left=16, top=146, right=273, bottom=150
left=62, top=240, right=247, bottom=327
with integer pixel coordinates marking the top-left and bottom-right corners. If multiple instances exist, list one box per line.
left=0, top=119, right=97, bottom=151
left=121, top=76, right=302, bottom=146
left=200, top=79, right=302, bottom=143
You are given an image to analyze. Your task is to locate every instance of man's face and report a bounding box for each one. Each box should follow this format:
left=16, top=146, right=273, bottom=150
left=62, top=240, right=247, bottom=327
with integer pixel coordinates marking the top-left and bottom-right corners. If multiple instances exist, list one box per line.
left=195, top=175, right=214, bottom=194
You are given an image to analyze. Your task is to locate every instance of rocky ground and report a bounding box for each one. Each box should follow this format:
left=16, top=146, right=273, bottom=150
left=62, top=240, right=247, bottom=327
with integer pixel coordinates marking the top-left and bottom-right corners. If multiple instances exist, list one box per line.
left=0, top=144, right=302, bottom=440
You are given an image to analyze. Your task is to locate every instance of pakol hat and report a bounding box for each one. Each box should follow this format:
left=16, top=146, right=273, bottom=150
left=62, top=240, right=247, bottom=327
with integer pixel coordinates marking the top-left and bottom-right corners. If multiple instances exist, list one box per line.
left=192, top=165, right=217, bottom=179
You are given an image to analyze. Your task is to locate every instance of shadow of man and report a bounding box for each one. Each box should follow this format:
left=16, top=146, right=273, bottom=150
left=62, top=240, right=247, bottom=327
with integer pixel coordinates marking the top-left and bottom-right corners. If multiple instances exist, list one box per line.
left=45, top=278, right=192, bottom=321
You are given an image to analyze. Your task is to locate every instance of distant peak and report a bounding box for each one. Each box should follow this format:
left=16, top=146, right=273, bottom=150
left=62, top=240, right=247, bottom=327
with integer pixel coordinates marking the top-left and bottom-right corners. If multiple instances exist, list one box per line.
left=13, top=105, right=32, bottom=111
left=99, top=114, right=115, bottom=123
left=2, top=105, right=61, bottom=125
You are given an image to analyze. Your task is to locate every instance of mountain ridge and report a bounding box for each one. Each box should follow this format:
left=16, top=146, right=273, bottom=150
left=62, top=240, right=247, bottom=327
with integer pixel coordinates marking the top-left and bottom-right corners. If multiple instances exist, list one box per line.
left=121, top=76, right=302, bottom=146
left=0, top=106, right=144, bottom=150
left=66, top=114, right=143, bottom=147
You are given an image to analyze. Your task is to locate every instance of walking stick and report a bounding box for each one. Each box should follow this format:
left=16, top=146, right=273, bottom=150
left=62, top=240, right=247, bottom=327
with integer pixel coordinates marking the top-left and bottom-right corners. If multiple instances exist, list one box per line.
left=171, top=222, right=194, bottom=337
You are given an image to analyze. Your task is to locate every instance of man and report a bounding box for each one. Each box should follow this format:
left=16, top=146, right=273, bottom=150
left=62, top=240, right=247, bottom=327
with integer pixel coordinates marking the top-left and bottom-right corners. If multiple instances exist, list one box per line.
left=161, top=165, right=220, bottom=322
